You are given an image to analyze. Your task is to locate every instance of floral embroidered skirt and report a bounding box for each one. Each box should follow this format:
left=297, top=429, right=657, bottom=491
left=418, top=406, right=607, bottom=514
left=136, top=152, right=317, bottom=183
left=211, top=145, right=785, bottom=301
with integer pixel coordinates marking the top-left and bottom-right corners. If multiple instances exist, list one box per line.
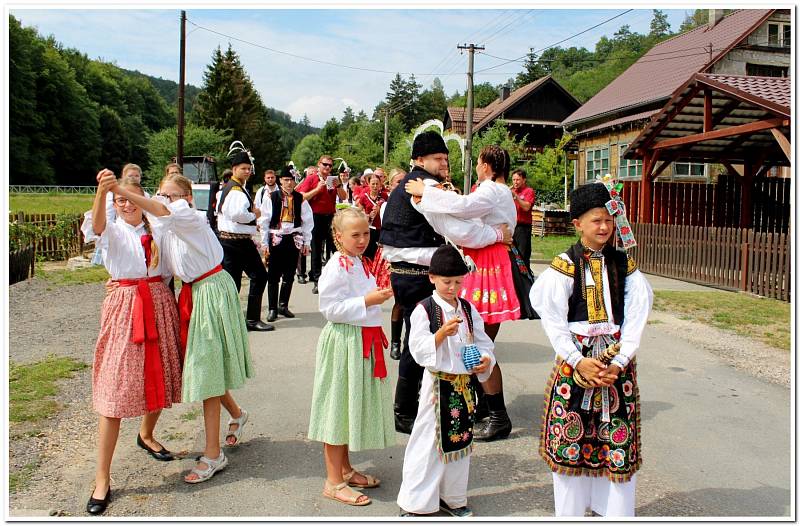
left=539, top=356, right=641, bottom=483
left=459, top=243, right=521, bottom=324
left=307, top=322, right=395, bottom=451
left=93, top=281, right=183, bottom=418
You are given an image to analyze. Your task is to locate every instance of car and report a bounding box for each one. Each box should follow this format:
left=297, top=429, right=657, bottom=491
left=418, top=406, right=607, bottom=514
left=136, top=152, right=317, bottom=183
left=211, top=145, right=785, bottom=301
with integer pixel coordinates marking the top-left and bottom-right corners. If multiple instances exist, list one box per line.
left=173, top=155, right=220, bottom=233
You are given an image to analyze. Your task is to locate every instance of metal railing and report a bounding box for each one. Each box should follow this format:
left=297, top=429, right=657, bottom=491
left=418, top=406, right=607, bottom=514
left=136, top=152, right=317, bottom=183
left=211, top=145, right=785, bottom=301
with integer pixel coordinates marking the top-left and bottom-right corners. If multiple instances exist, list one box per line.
left=9, top=185, right=158, bottom=194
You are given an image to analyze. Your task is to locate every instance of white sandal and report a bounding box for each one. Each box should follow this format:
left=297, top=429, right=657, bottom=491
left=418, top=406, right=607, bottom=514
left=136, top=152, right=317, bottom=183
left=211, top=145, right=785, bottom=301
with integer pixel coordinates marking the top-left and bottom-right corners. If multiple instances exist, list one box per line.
left=225, top=407, right=249, bottom=446
left=184, top=452, right=228, bottom=484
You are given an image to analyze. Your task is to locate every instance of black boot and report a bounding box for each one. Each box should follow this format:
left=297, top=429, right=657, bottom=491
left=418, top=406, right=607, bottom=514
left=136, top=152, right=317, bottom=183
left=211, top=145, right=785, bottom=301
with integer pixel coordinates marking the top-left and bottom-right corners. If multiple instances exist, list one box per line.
left=394, top=376, right=419, bottom=435
left=471, top=376, right=489, bottom=423
left=473, top=391, right=512, bottom=441
left=278, top=281, right=295, bottom=318
left=267, top=310, right=278, bottom=322
left=389, top=342, right=401, bottom=360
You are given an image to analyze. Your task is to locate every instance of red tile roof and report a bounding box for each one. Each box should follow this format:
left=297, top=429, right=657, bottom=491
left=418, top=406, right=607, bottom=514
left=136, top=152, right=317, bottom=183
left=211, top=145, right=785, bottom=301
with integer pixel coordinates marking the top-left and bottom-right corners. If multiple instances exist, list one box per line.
left=445, top=106, right=492, bottom=134
left=562, top=9, right=774, bottom=129
left=702, top=74, right=790, bottom=111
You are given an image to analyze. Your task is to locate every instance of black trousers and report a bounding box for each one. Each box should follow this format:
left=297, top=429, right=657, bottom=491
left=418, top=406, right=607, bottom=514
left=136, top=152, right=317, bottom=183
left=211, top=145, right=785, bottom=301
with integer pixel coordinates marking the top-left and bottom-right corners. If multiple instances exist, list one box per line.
left=220, top=237, right=267, bottom=321
left=513, top=223, right=533, bottom=266
left=297, top=252, right=307, bottom=278
left=390, top=271, right=435, bottom=383
left=267, top=235, right=299, bottom=310
left=364, top=228, right=380, bottom=261
left=310, top=213, right=334, bottom=282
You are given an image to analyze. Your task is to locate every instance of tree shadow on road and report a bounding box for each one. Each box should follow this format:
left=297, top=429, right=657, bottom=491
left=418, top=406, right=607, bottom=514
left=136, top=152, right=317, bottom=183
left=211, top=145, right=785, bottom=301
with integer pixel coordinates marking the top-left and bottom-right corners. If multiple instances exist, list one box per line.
left=637, top=484, right=790, bottom=517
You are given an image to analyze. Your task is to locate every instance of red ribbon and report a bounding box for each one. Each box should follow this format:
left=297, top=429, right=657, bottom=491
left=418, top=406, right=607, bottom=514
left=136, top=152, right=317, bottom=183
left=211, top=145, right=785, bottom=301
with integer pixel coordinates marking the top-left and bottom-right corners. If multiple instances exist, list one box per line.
left=115, top=275, right=165, bottom=412
left=141, top=234, right=152, bottom=267
left=361, top=326, right=388, bottom=379
left=177, top=264, right=224, bottom=360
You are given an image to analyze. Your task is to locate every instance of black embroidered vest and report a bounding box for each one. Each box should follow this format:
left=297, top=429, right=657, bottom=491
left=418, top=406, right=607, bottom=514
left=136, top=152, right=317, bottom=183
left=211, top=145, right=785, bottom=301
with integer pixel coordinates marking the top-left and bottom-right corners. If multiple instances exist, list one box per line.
left=379, top=166, right=445, bottom=249
left=269, top=189, right=303, bottom=229
left=218, top=179, right=256, bottom=226
left=565, top=242, right=628, bottom=326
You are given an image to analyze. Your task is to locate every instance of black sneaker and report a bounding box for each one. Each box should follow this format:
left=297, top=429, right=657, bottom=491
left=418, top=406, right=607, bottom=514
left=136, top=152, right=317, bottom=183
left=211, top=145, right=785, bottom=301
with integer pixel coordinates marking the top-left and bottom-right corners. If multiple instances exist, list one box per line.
left=439, top=499, right=473, bottom=517
left=311, top=283, right=319, bottom=294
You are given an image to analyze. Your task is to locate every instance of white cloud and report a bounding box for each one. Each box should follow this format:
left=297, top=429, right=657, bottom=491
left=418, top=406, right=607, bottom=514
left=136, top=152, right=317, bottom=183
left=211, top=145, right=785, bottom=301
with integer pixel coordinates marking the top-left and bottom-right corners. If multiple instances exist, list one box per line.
left=286, top=95, right=363, bottom=127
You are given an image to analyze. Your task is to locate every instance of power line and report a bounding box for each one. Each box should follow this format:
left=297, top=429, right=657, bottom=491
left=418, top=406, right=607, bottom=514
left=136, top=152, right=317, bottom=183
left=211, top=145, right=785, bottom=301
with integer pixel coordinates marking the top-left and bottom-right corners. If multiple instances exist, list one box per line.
left=480, top=10, right=534, bottom=46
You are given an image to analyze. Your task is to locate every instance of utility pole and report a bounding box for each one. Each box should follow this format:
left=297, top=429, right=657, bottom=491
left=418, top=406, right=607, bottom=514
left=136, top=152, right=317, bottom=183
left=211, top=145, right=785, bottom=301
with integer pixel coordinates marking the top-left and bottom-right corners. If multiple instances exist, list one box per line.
left=177, top=10, right=187, bottom=167
left=383, top=108, right=389, bottom=166
left=458, top=43, right=484, bottom=194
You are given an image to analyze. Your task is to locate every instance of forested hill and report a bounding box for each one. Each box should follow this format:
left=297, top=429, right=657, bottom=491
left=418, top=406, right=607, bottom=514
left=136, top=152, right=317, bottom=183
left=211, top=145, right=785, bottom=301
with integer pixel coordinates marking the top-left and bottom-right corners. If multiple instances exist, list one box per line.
left=120, top=69, right=203, bottom=117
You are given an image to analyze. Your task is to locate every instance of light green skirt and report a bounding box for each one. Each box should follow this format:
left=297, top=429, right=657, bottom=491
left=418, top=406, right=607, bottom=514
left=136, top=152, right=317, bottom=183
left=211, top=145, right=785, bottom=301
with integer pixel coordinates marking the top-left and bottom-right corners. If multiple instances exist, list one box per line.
left=307, top=322, right=395, bottom=451
left=182, top=271, right=253, bottom=403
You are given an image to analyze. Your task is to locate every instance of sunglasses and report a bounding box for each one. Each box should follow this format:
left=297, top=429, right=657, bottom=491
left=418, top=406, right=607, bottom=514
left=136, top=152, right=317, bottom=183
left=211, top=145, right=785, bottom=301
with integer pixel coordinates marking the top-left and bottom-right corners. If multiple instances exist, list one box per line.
left=320, top=162, right=333, bottom=167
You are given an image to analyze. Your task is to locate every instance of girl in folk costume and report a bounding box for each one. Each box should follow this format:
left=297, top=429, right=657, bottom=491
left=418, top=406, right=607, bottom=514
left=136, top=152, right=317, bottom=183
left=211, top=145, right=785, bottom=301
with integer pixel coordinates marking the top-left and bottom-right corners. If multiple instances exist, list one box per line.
left=397, top=244, right=495, bottom=517
left=307, top=207, right=395, bottom=506
left=405, top=145, right=538, bottom=442
left=81, top=171, right=183, bottom=515
left=355, top=171, right=388, bottom=260
left=529, top=180, right=652, bottom=517
left=109, top=174, right=254, bottom=485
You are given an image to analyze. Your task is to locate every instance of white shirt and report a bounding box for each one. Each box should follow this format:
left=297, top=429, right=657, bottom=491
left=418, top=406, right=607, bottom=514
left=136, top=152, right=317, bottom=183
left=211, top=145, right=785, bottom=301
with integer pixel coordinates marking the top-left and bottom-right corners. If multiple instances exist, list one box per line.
left=217, top=183, right=257, bottom=234
left=105, top=190, right=150, bottom=223
left=318, top=251, right=382, bottom=327
left=254, top=184, right=278, bottom=210
left=81, top=211, right=167, bottom=280
left=147, top=199, right=224, bottom=283
left=408, top=291, right=496, bottom=383
left=529, top=251, right=653, bottom=370
left=257, top=190, right=314, bottom=247
left=417, top=178, right=517, bottom=230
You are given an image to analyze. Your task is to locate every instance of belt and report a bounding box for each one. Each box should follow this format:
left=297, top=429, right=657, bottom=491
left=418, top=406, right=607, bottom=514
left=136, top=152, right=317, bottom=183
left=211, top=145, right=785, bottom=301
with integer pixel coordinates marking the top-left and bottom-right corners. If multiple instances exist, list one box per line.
left=114, top=276, right=166, bottom=412
left=361, top=326, right=388, bottom=379
left=389, top=262, right=429, bottom=276
left=177, top=264, right=224, bottom=359
left=219, top=231, right=253, bottom=240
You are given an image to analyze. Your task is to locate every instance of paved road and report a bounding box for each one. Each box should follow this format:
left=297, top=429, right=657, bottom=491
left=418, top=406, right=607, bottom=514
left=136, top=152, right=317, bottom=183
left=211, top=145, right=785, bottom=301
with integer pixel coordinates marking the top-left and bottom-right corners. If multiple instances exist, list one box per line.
left=10, top=270, right=792, bottom=518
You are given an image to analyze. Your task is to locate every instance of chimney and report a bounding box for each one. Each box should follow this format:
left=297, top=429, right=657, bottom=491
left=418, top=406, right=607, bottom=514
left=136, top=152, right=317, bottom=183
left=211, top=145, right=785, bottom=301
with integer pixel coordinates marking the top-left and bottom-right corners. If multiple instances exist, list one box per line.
left=708, top=9, right=724, bottom=28
left=500, top=85, right=511, bottom=101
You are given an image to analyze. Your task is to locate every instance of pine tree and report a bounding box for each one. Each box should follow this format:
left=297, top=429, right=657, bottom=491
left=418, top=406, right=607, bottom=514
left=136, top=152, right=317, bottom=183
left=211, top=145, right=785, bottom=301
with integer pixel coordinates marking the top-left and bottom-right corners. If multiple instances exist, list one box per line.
left=649, top=10, right=671, bottom=38
left=514, top=51, right=548, bottom=89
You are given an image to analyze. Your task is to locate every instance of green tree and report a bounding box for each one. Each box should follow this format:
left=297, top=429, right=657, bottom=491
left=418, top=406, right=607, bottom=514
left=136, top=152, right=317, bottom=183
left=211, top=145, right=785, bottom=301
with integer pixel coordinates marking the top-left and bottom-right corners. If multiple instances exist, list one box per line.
left=291, top=134, right=325, bottom=169
left=417, top=78, right=448, bottom=123
left=649, top=9, right=671, bottom=38
left=448, top=82, right=500, bottom=108
left=341, top=106, right=356, bottom=129
left=514, top=50, right=548, bottom=89
left=319, top=117, right=341, bottom=155
left=679, top=9, right=709, bottom=33
left=144, top=124, right=231, bottom=185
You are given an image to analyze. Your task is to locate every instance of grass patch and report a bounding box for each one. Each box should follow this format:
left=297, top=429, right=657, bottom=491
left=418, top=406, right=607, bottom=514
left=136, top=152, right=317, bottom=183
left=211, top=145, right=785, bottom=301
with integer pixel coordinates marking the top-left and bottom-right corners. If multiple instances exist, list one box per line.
left=9, top=355, right=89, bottom=423
left=9, top=462, right=38, bottom=493
left=653, top=291, right=790, bottom=351
left=39, top=265, right=109, bottom=286
left=10, top=193, right=95, bottom=215
left=531, top=234, right=579, bottom=261
left=647, top=319, right=664, bottom=325
left=180, top=408, right=202, bottom=422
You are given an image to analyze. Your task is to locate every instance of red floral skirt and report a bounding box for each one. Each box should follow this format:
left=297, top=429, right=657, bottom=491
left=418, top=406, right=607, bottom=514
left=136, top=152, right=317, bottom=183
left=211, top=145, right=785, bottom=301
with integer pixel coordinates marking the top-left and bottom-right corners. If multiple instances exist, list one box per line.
left=369, top=246, right=392, bottom=289
left=459, top=243, right=520, bottom=324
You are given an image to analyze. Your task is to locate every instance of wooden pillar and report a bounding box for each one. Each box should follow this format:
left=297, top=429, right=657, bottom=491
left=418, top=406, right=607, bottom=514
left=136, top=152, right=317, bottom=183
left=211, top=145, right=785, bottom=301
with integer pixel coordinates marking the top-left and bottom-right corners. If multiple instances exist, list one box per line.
left=703, top=89, right=713, bottom=133
left=740, top=162, right=753, bottom=228
left=639, top=152, right=652, bottom=223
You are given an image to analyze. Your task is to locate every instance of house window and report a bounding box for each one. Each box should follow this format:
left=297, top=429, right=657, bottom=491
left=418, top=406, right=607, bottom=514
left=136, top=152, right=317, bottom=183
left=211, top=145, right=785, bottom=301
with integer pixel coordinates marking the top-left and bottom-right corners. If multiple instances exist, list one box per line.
left=672, top=162, right=707, bottom=178
left=617, top=143, right=642, bottom=180
left=586, top=147, right=609, bottom=181
left=768, top=22, right=790, bottom=47
left=746, top=63, right=789, bottom=77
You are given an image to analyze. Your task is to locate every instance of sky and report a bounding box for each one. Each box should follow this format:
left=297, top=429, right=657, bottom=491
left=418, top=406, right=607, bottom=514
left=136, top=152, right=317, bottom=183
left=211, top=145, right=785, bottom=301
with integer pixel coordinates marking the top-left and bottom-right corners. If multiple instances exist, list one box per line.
left=10, top=5, right=694, bottom=128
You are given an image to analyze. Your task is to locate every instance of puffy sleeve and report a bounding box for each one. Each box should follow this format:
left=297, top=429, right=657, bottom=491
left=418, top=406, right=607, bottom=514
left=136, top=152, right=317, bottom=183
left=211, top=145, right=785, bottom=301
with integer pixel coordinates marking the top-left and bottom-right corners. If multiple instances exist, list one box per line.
left=529, top=257, right=584, bottom=367
left=104, top=192, right=116, bottom=223
left=408, top=304, right=437, bottom=368
left=469, top=302, right=496, bottom=383
left=612, top=269, right=654, bottom=369
left=418, top=209, right=500, bottom=249
left=148, top=199, right=207, bottom=233
left=301, top=200, right=314, bottom=246
left=318, top=256, right=368, bottom=324
left=418, top=184, right=495, bottom=219
left=258, top=194, right=273, bottom=246
left=221, top=190, right=256, bottom=224
left=81, top=210, right=116, bottom=250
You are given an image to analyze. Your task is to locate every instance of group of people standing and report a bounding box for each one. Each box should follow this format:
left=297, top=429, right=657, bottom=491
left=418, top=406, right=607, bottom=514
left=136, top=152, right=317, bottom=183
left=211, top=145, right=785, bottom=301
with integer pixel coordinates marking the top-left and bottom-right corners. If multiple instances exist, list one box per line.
left=81, top=127, right=652, bottom=518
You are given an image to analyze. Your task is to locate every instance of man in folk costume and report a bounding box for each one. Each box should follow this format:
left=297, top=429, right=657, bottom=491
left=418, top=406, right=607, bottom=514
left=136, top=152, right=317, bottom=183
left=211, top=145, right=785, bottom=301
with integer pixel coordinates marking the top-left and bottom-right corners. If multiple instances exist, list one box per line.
left=380, top=131, right=508, bottom=434
left=259, top=166, right=313, bottom=322
left=218, top=150, right=274, bottom=332
left=530, top=179, right=652, bottom=516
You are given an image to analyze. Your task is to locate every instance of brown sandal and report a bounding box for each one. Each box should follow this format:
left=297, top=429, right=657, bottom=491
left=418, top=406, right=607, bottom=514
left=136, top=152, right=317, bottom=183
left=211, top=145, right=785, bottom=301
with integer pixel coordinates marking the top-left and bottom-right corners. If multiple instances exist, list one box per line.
left=343, top=469, right=381, bottom=489
left=322, top=480, right=371, bottom=506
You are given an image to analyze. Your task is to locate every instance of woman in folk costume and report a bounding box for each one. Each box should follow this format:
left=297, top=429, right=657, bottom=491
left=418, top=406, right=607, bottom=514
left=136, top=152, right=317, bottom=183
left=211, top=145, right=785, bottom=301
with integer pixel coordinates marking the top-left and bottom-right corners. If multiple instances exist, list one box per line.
left=110, top=173, right=254, bottom=484
left=81, top=171, right=183, bottom=515
left=529, top=179, right=652, bottom=517
left=405, top=144, right=538, bottom=442
left=397, top=244, right=495, bottom=517
left=355, top=171, right=389, bottom=260
left=307, top=207, right=395, bottom=507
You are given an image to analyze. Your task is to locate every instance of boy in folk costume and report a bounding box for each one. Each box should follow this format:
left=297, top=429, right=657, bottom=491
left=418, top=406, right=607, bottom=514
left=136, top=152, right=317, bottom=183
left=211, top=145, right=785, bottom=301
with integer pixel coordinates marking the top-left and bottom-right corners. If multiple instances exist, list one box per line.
left=530, top=179, right=653, bottom=517
left=397, top=244, right=496, bottom=517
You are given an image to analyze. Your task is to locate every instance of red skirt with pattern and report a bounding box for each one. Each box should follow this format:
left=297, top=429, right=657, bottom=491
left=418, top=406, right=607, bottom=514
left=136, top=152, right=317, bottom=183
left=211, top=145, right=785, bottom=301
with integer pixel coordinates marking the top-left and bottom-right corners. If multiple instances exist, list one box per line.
left=92, top=280, right=183, bottom=418
left=369, top=245, right=392, bottom=289
left=459, top=243, right=521, bottom=325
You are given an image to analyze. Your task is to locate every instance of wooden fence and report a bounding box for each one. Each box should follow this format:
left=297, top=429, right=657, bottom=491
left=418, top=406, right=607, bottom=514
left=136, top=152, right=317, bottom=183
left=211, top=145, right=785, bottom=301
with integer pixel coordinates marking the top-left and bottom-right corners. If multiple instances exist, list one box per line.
left=9, top=212, right=83, bottom=261
left=629, top=223, right=790, bottom=301
left=9, top=245, right=35, bottom=284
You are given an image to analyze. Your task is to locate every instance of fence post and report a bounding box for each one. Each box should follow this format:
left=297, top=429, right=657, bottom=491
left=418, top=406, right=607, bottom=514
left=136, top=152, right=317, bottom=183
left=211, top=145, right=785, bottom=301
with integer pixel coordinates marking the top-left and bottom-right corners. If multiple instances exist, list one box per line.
left=740, top=240, right=749, bottom=292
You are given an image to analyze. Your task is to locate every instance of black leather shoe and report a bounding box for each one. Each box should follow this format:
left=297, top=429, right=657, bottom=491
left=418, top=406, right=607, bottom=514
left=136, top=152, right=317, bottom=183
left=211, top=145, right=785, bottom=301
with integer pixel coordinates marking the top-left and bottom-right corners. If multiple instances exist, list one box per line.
left=297, top=276, right=307, bottom=284
left=86, top=487, right=112, bottom=515
left=246, top=320, right=275, bottom=332
left=266, top=310, right=278, bottom=322
left=394, top=413, right=415, bottom=435
left=136, top=434, right=175, bottom=461
left=473, top=410, right=512, bottom=441
left=389, top=342, right=401, bottom=360
left=277, top=304, right=295, bottom=318
left=311, top=283, right=319, bottom=294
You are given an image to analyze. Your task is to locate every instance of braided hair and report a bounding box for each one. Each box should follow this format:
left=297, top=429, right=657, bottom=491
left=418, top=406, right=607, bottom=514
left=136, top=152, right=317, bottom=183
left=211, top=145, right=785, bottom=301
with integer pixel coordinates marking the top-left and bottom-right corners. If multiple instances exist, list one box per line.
left=479, top=145, right=511, bottom=182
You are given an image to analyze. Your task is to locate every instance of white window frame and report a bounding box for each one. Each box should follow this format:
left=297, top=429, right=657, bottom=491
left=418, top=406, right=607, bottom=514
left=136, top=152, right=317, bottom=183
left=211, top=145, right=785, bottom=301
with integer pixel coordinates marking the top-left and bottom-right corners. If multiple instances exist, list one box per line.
left=671, top=161, right=708, bottom=180
left=617, top=143, right=642, bottom=180
left=767, top=22, right=791, bottom=48
left=586, top=146, right=609, bottom=181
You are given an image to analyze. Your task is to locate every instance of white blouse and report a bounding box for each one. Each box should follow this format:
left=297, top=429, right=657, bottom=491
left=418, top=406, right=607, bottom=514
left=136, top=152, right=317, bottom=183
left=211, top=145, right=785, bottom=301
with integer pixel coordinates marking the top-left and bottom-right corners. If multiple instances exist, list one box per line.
left=81, top=211, right=167, bottom=280
left=408, top=291, right=496, bottom=383
left=318, top=251, right=383, bottom=327
left=256, top=191, right=314, bottom=247
left=529, top=252, right=653, bottom=370
left=147, top=199, right=224, bottom=283
left=417, top=179, right=517, bottom=230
